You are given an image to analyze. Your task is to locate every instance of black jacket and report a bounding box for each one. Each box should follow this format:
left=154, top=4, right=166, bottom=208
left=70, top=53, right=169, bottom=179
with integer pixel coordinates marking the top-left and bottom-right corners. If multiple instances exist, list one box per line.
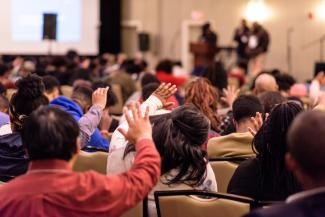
left=0, top=132, right=28, bottom=182
left=227, top=158, right=301, bottom=201
left=245, top=192, right=325, bottom=217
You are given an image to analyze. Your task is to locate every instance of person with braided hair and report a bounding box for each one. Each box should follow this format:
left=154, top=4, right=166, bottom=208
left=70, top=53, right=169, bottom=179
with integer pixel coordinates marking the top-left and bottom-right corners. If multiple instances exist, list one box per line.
left=228, top=101, right=303, bottom=201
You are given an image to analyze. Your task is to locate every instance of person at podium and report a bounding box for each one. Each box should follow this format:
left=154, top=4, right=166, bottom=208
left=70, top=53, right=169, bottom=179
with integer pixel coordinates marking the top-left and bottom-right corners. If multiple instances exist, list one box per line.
left=199, top=22, right=217, bottom=45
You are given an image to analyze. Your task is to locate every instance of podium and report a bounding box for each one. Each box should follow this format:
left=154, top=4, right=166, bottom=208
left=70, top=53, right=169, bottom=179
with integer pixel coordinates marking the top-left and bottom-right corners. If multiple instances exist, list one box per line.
left=190, top=42, right=218, bottom=67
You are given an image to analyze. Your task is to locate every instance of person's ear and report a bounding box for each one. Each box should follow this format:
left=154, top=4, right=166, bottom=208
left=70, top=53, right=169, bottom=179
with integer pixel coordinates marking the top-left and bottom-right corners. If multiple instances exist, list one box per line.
left=285, top=152, right=297, bottom=172
left=232, top=118, right=238, bottom=129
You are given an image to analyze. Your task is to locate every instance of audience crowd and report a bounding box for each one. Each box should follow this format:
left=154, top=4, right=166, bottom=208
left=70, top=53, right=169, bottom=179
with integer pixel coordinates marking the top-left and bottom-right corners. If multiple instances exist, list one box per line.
left=0, top=49, right=324, bottom=217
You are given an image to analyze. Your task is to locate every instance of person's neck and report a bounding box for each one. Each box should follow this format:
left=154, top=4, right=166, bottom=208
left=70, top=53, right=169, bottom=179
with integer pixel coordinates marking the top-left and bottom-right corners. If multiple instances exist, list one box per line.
left=236, top=119, right=255, bottom=134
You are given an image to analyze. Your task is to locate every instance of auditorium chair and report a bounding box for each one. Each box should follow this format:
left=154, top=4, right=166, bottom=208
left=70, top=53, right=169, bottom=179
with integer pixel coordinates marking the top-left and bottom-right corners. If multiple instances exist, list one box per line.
left=72, top=150, right=108, bottom=174
left=209, top=157, right=248, bottom=193
left=154, top=190, right=254, bottom=217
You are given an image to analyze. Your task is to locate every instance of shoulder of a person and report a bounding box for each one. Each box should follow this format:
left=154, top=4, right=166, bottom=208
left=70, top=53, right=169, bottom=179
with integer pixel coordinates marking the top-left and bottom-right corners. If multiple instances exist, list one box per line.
left=244, top=202, right=301, bottom=217
left=236, top=158, right=259, bottom=172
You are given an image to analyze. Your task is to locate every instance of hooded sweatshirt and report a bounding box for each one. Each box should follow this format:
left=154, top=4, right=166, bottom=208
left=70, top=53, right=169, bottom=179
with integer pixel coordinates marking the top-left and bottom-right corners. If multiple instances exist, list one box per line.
left=50, top=96, right=109, bottom=151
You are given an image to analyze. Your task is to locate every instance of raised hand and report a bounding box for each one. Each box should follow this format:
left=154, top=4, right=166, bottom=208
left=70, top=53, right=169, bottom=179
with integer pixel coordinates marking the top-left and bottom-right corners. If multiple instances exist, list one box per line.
left=152, top=83, right=177, bottom=108
left=221, top=85, right=240, bottom=108
left=248, top=112, right=269, bottom=136
left=118, top=102, right=152, bottom=144
left=92, top=87, right=109, bottom=110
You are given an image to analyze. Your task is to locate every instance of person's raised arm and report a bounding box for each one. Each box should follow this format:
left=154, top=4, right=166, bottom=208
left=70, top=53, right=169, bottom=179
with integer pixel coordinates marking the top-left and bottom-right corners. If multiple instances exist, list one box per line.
left=103, top=102, right=161, bottom=216
left=79, top=87, right=109, bottom=148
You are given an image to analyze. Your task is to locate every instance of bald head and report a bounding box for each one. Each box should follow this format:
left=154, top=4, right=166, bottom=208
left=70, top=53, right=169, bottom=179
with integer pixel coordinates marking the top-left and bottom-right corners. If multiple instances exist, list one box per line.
left=254, top=73, right=278, bottom=95
left=288, top=111, right=325, bottom=181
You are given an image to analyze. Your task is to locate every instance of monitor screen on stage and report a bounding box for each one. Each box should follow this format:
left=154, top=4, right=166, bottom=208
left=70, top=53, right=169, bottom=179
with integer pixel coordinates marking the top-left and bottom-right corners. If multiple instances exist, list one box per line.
left=0, top=0, right=99, bottom=54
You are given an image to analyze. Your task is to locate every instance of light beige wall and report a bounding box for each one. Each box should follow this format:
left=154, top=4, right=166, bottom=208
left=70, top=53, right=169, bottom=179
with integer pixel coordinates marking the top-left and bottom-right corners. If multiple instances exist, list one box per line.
left=122, top=0, right=325, bottom=81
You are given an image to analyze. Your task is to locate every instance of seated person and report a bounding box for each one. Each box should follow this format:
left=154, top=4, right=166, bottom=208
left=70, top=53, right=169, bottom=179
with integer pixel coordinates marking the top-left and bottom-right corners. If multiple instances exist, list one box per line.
left=185, top=78, right=221, bottom=149
left=228, top=101, right=303, bottom=201
left=253, top=73, right=279, bottom=96
left=50, top=86, right=109, bottom=151
left=42, top=75, right=60, bottom=101
left=258, top=91, right=286, bottom=113
left=0, top=104, right=160, bottom=217
left=92, top=81, right=119, bottom=133
left=155, top=60, right=187, bottom=87
left=0, top=75, right=108, bottom=182
left=107, top=84, right=217, bottom=217
left=0, top=95, right=11, bottom=135
left=245, top=111, right=325, bottom=217
left=208, top=95, right=263, bottom=158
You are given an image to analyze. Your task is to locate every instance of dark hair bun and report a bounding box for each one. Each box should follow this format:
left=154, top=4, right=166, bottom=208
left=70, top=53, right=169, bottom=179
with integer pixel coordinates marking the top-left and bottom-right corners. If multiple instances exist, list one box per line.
left=15, top=75, right=45, bottom=99
left=171, top=104, right=210, bottom=146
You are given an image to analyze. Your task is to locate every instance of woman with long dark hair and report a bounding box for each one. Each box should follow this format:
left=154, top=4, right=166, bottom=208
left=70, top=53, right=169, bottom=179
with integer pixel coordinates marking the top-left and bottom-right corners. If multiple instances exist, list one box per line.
left=107, top=104, right=217, bottom=217
left=227, top=101, right=303, bottom=201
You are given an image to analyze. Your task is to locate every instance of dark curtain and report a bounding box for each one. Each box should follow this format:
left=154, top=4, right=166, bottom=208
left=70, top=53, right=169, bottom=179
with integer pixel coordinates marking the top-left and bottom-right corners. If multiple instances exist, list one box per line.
left=99, top=0, right=121, bottom=54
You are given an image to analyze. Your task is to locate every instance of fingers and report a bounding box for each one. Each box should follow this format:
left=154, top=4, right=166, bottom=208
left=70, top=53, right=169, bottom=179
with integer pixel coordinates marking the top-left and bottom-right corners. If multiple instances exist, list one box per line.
left=256, top=112, right=263, bottom=127
left=248, top=127, right=256, bottom=136
left=154, top=83, right=177, bottom=98
left=250, top=116, right=259, bottom=130
left=265, top=113, right=269, bottom=120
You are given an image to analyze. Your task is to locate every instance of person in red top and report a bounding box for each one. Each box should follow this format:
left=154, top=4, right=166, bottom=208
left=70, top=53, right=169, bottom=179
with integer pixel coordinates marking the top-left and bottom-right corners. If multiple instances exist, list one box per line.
left=0, top=96, right=161, bottom=216
left=155, top=60, right=187, bottom=87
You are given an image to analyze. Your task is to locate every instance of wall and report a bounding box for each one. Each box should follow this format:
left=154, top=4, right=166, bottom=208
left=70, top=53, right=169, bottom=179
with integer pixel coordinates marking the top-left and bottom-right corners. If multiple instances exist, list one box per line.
left=122, top=0, right=325, bottom=81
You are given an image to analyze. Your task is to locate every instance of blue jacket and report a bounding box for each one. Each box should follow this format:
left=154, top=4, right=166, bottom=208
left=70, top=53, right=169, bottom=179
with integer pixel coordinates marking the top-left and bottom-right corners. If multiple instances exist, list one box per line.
left=50, top=96, right=109, bottom=151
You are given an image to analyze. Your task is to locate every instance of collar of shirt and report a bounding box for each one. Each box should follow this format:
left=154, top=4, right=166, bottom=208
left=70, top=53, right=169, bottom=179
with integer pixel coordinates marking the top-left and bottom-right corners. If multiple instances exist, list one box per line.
left=286, top=186, right=325, bottom=203
left=27, top=159, right=72, bottom=174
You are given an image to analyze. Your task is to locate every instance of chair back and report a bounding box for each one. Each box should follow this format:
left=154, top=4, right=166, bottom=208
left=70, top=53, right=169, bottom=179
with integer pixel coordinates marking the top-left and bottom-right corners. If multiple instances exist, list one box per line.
left=155, top=190, right=253, bottom=217
left=121, top=201, right=144, bottom=217
left=209, top=157, right=247, bottom=193
left=73, top=151, right=108, bottom=174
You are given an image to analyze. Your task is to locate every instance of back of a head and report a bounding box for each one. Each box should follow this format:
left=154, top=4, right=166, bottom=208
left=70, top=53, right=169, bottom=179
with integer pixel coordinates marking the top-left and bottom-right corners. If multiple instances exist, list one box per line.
left=233, top=95, right=263, bottom=123
left=253, top=101, right=303, bottom=196
left=71, top=86, right=93, bottom=108
left=0, top=64, right=9, bottom=77
left=92, top=81, right=117, bottom=107
left=201, top=62, right=228, bottom=92
left=273, top=72, right=296, bottom=92
left=22, top=106, right=79, bottom=161
left=142, top=83, right=160, bottom=101
left=258, top=91, right=286, bottom=113
left=254, top=101, right=303, bottom=156
left=254, top=73, right=278, bottom=95
left=185, top=78, right=220, bottom=131
left=10, top=75, right=49, bottom=131
left=121, top=59, right=143, bottom=75
left=288, top=111, right=325, bottom=180
left=156, top=59, right=173, bottom=74
left=141, top=73, right=160, bottom=87
left=151, top=104, right=210, bottom=186
left=42, top=75, right=60, bottom=94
